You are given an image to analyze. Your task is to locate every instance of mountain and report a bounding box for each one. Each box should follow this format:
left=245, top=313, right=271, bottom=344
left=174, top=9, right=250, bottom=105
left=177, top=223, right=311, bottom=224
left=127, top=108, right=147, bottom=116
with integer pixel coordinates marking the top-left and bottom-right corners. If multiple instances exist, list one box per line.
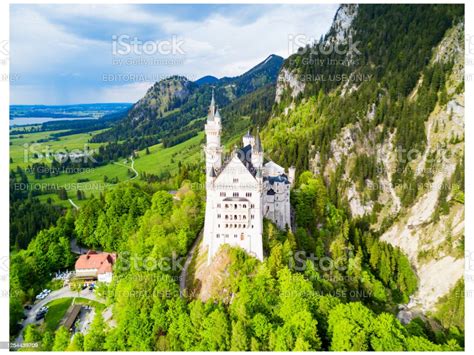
left=91, top=54, right=283, bottom=145
left=262, top=3, right=464, bottom=328
left=220, top=54, right=284, bottom=96
left=195, top=75, right=219, bottom=86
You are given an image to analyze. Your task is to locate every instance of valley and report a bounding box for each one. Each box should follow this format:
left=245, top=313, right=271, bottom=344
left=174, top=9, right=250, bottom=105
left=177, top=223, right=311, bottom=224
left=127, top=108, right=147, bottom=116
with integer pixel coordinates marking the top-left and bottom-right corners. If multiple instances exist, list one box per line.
left=8, top=3, right=465, bottom=352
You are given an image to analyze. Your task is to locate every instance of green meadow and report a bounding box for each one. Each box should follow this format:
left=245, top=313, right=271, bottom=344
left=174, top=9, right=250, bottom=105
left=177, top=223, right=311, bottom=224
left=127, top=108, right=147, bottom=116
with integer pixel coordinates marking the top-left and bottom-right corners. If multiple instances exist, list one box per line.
left=10, top=127, right=206, bottom=207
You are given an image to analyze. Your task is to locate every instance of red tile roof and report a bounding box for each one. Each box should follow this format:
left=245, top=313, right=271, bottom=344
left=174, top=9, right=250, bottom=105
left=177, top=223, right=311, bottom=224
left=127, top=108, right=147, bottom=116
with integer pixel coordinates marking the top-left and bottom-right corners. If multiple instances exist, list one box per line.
left=75, top=251, right=116, bottom=274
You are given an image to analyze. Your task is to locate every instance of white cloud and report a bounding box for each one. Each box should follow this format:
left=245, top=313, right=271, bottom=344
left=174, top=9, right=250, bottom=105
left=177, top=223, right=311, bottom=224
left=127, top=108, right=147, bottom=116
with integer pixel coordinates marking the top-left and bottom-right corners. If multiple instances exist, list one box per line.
left=10, top=4, right=338, bottom=104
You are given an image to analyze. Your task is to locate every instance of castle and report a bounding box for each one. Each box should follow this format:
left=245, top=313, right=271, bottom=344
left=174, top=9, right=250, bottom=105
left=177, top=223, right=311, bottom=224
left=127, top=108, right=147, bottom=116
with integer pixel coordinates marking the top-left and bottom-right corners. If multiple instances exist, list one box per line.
left=202, top=92, right=294, bottom=263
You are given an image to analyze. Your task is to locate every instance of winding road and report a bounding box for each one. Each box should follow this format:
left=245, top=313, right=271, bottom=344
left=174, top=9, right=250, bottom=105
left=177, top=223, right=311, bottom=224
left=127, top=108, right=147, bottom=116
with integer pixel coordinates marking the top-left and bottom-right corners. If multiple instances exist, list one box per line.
left=179, top=229, right=203, bottom=297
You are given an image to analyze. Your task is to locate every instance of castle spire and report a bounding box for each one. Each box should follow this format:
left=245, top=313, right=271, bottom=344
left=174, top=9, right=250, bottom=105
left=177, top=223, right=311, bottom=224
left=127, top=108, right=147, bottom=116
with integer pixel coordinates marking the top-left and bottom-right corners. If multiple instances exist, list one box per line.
left=255, top=126, right=263, bottom=153
left=208, top=88, right=216, bottom=121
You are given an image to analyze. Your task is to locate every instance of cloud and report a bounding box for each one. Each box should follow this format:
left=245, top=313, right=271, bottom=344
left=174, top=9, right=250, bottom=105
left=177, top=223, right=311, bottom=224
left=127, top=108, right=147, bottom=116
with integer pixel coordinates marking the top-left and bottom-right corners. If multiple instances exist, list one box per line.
left=10, top=4, right=338, bottom=104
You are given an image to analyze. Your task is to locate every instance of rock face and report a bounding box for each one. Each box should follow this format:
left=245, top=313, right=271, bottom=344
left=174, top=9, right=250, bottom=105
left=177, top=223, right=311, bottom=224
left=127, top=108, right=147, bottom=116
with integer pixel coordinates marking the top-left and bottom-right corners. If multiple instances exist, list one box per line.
left=275, top=67, right=306, bottom=105
left=317, top=20, right=465, bottom=318
left=128, top=76, right=194, bottom=123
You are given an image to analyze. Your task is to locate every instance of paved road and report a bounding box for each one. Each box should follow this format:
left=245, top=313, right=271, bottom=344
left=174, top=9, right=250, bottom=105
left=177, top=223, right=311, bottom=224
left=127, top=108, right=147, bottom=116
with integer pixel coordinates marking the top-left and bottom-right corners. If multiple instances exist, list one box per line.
left=15, top=286, right=100, bottom=344
left=179, top=229, right=203, bottom=297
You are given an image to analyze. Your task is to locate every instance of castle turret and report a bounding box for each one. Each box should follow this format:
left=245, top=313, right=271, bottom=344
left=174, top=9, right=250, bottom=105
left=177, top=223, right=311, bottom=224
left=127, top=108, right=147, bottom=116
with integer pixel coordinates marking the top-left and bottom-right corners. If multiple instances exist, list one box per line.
left=242, top=129, right=254, bottom=147
left=204, top=89, right=223, bottom=179
left=252, top=127, right=264, bottom=169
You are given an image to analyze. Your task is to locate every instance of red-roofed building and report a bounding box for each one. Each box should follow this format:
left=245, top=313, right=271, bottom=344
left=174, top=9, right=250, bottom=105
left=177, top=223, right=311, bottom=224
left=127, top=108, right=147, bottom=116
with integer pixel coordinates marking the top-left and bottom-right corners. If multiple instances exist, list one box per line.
left=75, top=250, right=117, bottom=283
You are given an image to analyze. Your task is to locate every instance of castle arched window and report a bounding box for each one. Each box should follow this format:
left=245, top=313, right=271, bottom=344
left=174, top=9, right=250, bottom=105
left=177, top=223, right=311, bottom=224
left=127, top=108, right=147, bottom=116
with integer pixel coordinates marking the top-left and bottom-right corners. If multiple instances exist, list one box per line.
left=243, top=204, right=247, bottom=208
left=217, top=214, right=221, bottom=219
left=220, top=192, right=226, bottom=197
left=233, top=192, right=239, bottom=197
left=234, top=204, right=238, bottom=209
left=246, top=192, right=252, bottom=197
left=243, top=215, right=246, bottom=220
left=225, top=204, right=229, bottom=209
left=233, top=178, right=239, bottom=183
left=234, top=215, right=237, bottom=220
left=225, top=215, right=228, bottom=220
left=251, top=204, right=255, bottom=208
left=216, top=234, right=220, bottom=238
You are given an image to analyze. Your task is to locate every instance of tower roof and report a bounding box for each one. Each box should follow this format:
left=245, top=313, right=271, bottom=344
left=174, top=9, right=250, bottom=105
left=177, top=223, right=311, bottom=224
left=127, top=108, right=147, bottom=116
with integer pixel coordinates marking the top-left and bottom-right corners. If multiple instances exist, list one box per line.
left=215, top=106, right=221, bottom=120
left=208, top=89, right=216, bottom=121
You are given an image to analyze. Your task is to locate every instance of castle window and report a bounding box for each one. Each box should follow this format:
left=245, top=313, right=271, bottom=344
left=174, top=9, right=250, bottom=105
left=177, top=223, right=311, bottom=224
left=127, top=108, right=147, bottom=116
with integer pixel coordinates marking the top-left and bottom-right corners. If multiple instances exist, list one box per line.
left=251, top=225, right=254, bottom=228
left=233, top=192, right=239, bottom=197
left=234, top=204, right=238, bottom=209
left=220, top=192, right=226, bottom=197
left=251, top=204, right=255, bottom=208
left=225, top=215, right=228, bottom=220
left=225, top=224, right=228, bottom=228
left=240, top=233, right=244, bottom=240
left=243, top=204, right=247, bottom=208
left=251, top=214, right=254, bottom=219
left=217, top=214, right=221, bottom=219
left=234, top=224, right=238, bottom=228
left=243, top=215, right=246, bottom=220
left=233, top=178, right=239, bottom=183
left=225, top=204, right=229, bottom=209
left=234, top=234, right=237, bottom=238
left=246, top=192, right=252, bottom=197
left=234, top=215, right=237, bottom=220
left=217, top=203, right=221, bottom=208
left=216, top=234, right=220, bottom=238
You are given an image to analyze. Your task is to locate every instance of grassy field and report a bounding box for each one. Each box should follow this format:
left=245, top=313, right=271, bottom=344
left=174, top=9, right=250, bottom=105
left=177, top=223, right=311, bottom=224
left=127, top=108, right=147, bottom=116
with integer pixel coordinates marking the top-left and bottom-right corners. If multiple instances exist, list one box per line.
left=10, top=127, right=207, bottom=207
left=43, top=298, right=74, bottom=331
left=10, top=130, right=105, bottom=169
left=42, top=296, right=106, bottom=331
left=10, top=128, right=133, bottom=207
left=133, top=132, right=205, bottom=176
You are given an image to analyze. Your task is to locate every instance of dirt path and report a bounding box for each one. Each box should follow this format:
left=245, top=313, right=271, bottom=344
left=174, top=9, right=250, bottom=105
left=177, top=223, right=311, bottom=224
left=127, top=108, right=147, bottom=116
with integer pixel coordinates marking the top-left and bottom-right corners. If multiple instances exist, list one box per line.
left=113, top=155, right=138, bottom=181
left=68, top=198, right=79, bottom=210
left=179, top=229, right=203, bottom=297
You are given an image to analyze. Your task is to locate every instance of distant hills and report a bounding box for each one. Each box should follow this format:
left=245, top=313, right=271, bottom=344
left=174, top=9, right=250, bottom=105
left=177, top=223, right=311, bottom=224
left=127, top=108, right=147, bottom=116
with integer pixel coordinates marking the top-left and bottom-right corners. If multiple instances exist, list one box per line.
left=195, top=75, right=219, bottom=86
left=90, top=54, right=283, bottom=145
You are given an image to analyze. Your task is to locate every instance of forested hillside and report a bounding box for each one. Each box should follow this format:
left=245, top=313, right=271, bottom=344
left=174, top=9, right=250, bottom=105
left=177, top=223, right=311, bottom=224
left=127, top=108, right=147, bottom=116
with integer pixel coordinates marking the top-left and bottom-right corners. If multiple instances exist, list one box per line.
left=91, top=55, right=283, bottom=147
left=10, top=4, right=464, bottom=352
left=263, top=3, right=464, bottom=328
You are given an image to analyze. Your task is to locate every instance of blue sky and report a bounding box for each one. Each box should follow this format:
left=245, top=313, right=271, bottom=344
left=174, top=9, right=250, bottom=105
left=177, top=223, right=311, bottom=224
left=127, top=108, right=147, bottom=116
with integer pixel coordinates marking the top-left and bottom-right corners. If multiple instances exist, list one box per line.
left=10, top=4, right=338, bottom=104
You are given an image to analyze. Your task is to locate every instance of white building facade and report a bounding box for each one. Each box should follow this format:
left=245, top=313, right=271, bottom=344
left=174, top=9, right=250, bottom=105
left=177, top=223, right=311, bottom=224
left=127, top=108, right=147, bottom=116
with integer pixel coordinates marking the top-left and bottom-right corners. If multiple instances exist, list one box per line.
left=203, top=93, right=294, bottom=263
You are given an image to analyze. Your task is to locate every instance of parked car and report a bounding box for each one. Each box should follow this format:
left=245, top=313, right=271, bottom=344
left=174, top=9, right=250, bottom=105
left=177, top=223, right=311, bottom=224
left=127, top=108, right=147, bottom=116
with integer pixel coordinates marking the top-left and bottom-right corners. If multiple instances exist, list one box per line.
left=24, top=304, right=32, bottom=310
left=35, top=312, right=45, bottom=321
left=38, top=306, right=48, bottom=313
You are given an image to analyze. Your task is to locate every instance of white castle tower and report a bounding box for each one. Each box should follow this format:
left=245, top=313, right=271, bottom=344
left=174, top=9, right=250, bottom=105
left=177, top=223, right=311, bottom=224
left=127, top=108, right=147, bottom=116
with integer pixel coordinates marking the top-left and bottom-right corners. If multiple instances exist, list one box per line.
left=202, top=93, right=291, bottom=264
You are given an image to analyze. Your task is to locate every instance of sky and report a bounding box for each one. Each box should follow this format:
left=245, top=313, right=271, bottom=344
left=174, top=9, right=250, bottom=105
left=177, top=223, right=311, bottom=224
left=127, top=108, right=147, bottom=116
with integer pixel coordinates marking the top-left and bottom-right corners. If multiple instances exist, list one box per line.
left=10, top=4, right=338, bottom=104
